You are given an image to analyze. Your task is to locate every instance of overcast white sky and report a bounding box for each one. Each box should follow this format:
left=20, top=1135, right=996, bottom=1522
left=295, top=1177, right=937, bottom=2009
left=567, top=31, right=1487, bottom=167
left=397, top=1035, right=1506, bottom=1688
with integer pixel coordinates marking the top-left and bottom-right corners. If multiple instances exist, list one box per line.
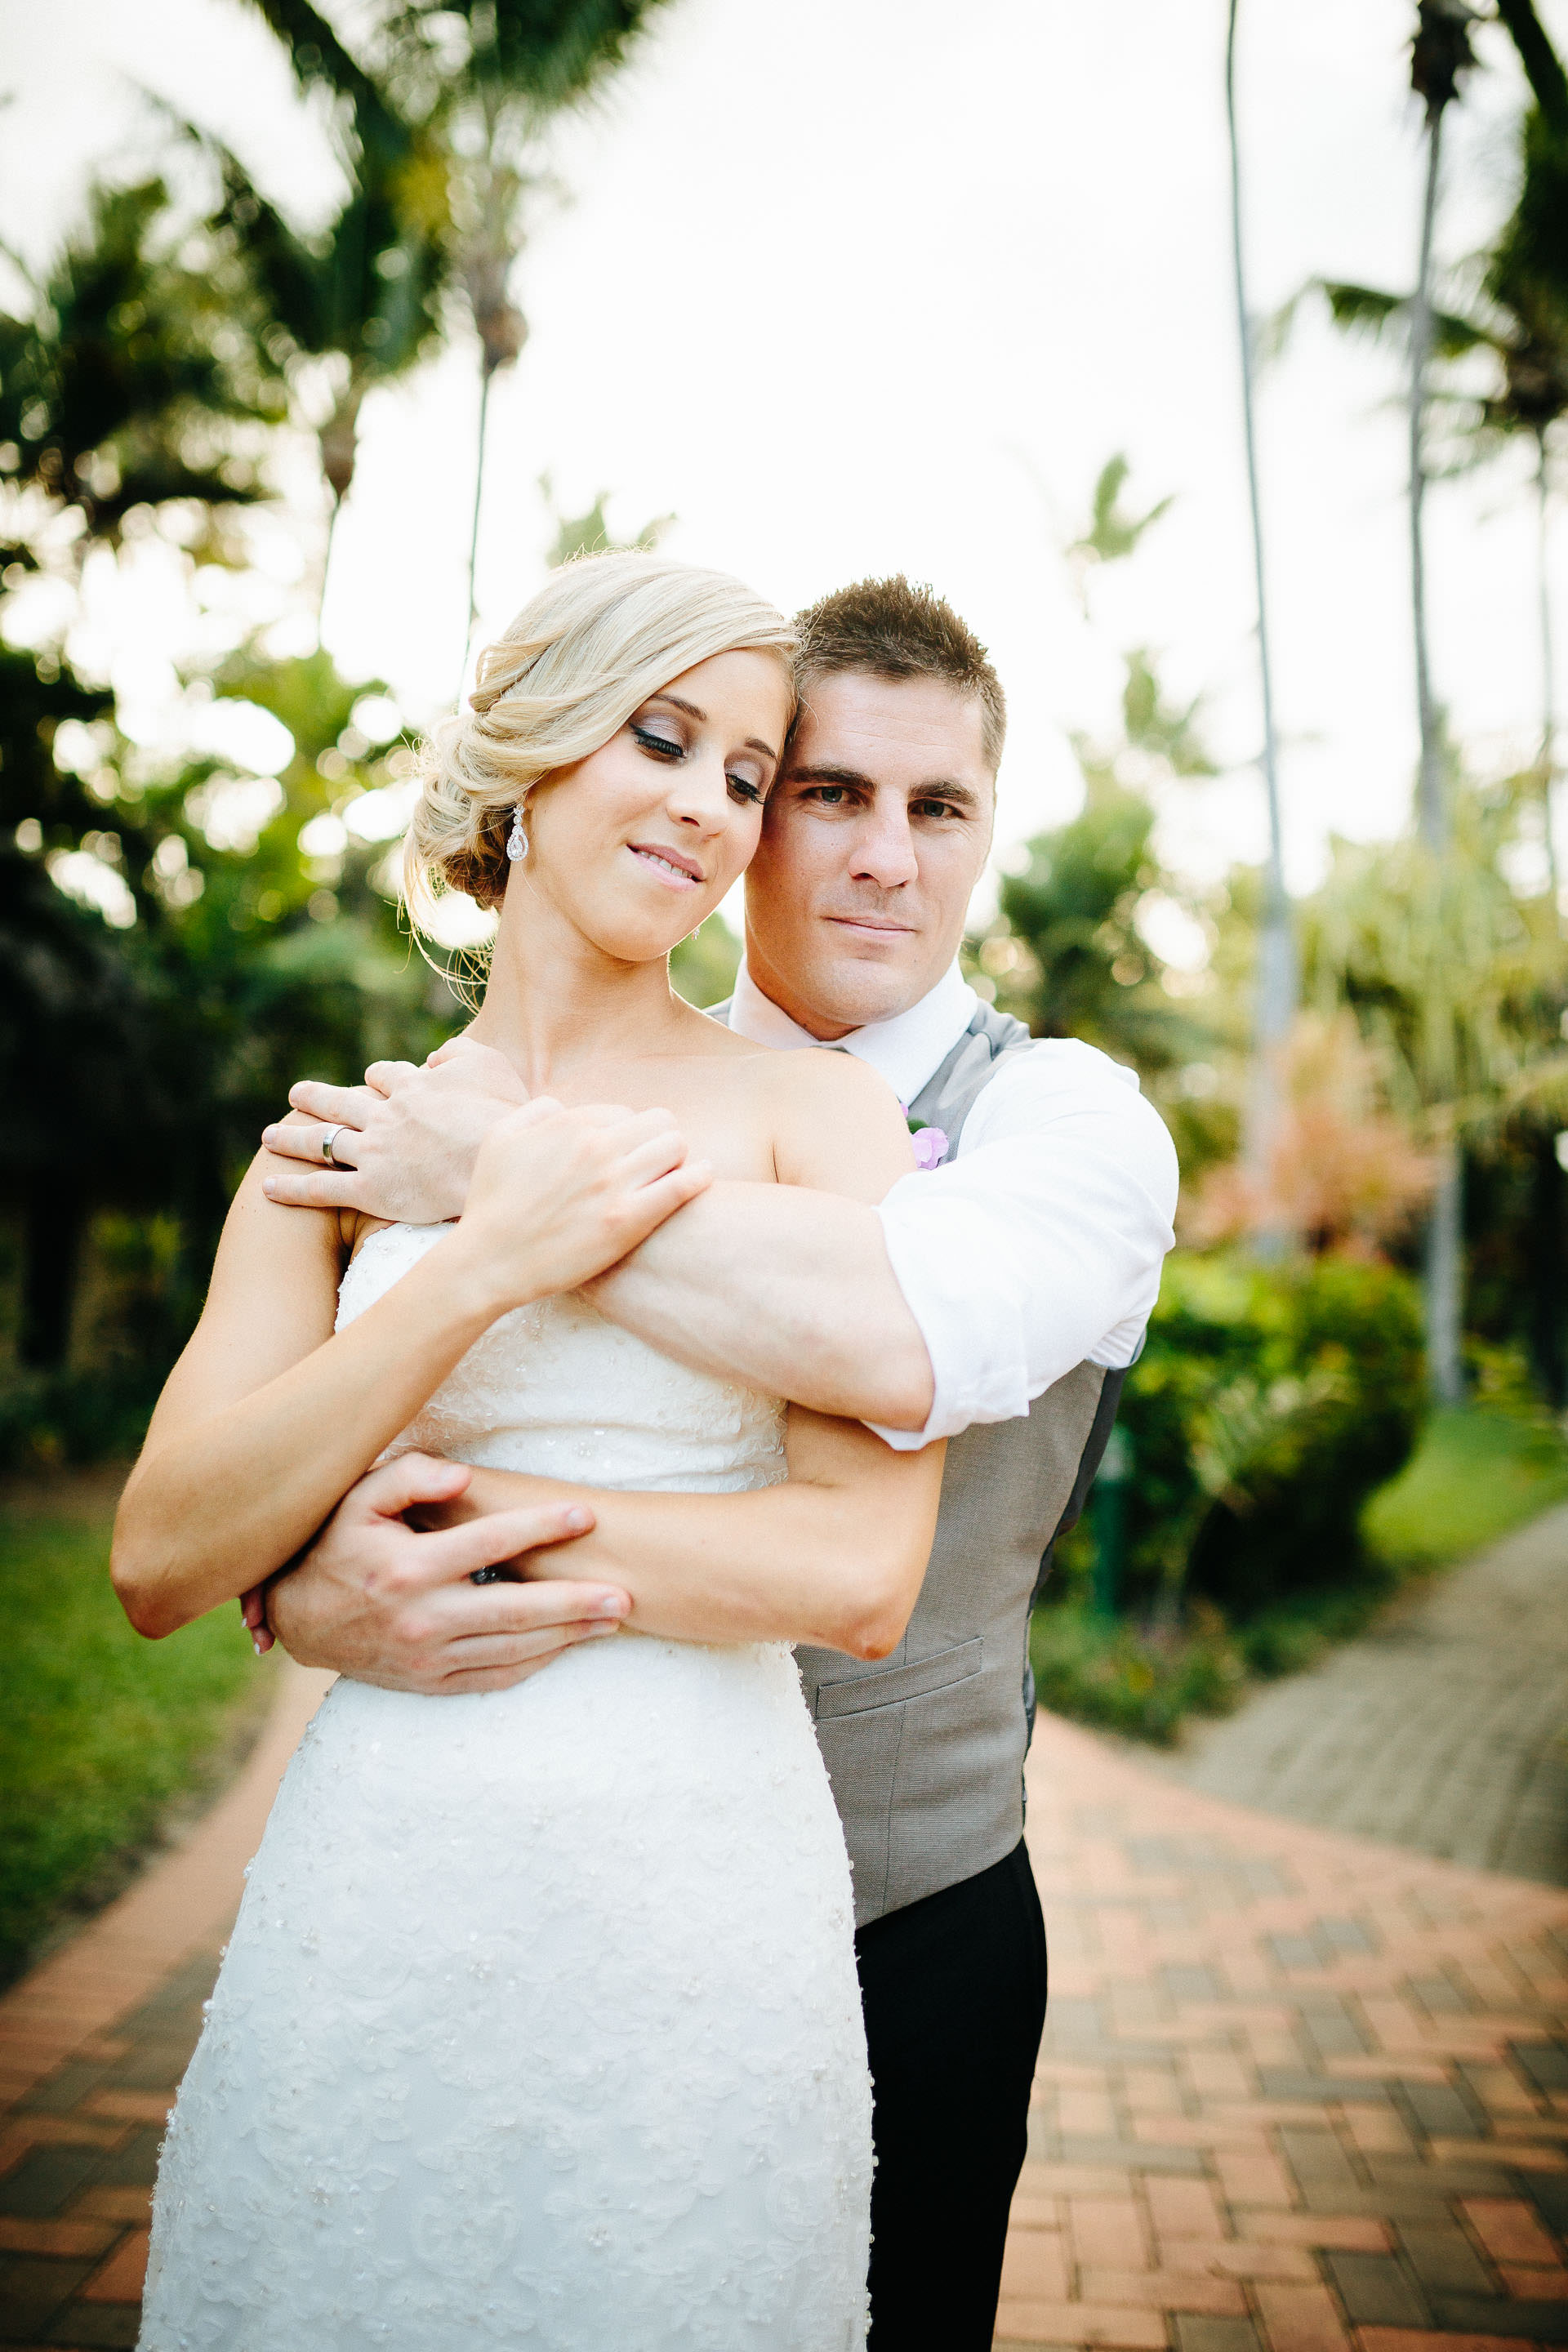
left=2, top=0, right=1566, bottom=918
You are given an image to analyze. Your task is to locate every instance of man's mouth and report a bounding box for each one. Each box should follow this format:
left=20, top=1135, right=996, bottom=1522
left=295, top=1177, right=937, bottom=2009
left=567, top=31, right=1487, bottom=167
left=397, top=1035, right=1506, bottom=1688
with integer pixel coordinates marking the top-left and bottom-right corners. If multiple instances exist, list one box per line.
left=628, top=842, right=704, bottom=888
left=826, top=915, right=916, bottom=938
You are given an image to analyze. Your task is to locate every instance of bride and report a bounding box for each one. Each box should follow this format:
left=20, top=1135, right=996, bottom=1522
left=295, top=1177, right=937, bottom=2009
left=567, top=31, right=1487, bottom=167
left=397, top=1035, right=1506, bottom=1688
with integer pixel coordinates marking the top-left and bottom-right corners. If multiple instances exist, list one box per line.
left=112, top=554, right=945, bottom=2351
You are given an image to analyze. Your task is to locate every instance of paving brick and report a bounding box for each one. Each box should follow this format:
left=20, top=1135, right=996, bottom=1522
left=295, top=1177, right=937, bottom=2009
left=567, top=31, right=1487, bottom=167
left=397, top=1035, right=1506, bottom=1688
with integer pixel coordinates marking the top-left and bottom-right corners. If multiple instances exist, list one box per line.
left=1427, top=2295, right=1568, bottom=2341
left=1243, top=2217, right=1393, bottom=2254
left=79, top=2230, right=148, bottom=2304
left=50, top=2303, right=143, bottom=2347
left=1395, top=2223, right=1495, bottom=2299
left=1215, top=2150, right=1296, bottom=2209
left=1321, top=2253, right=1428, bottom=2328
left=1001, top=2230, right=1072, bottom=2303
left=0, top=2145, right=105, bottom=2221
left=1513, top=2044, right=1568, bottom=2095
left=1460, top=2198, right=1560, bottom=2265
left=993, top=2301, right=1169, bottom=2347
left=1254, top=2281, right=1354, bottom=2352
left=1395, top=2082, right=1486, bottom=2140
left=1498, top=2261, right=1568, bottom=2294
left=0, top=2213, right=118, bottom=2261
left=1145, top=2181, right=1226, bottom=2243
left=1356, top=2332, right=1537, bottom=2352
left=0, top=2252, right=92, bottom=2338
left=1082, top=2270, right=1247, bottom=2317
left=1172, top=2323, right=1263, bottom=2352
left=1069, top=2200, right=1152, bottom=2271
left=1277, top=2130, right=1361, bottom=2198
left=1160, top=2240, right=1316, bottom=2282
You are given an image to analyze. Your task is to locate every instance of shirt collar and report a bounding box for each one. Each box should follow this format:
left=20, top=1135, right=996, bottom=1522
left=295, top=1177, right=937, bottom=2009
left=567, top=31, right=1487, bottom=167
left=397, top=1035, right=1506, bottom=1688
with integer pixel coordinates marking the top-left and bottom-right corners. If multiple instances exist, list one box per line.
left=727, top=959, right=978, bottom=1104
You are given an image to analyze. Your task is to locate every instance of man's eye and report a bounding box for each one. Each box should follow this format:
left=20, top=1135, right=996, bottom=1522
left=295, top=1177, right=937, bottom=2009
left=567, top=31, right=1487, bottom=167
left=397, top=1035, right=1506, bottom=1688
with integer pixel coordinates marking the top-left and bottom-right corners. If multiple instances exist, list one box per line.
left=631, top=724, right=683, bottom=759
left=809, top=786, right=848, bottom=805
left=911, top=798, right=958, bottom=819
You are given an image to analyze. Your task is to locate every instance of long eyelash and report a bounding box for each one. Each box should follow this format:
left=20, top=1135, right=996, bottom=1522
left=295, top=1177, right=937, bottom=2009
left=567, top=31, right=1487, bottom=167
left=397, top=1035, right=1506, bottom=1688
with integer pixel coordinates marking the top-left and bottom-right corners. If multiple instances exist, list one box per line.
left=631, top=724, right=683, bottom=759
left=728, top=778, right=764, bottom=803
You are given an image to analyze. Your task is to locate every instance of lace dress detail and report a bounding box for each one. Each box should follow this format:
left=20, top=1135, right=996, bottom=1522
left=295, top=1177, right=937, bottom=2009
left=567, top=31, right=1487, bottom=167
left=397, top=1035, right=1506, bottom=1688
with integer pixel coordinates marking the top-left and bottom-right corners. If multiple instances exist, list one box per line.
left=140, top=1226, right=871, bottom=2350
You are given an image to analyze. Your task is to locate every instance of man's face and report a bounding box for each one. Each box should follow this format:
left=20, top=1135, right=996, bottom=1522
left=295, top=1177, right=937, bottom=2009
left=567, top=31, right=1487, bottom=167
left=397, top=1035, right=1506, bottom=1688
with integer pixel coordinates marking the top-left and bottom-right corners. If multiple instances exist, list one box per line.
left=742, top=670, right=996, bottom=1037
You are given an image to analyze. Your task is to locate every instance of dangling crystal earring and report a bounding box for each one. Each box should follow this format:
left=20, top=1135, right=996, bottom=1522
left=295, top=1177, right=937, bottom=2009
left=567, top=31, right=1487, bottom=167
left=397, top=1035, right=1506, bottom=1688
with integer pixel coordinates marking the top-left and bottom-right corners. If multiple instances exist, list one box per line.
left=506, top=804, right=529, bottom=862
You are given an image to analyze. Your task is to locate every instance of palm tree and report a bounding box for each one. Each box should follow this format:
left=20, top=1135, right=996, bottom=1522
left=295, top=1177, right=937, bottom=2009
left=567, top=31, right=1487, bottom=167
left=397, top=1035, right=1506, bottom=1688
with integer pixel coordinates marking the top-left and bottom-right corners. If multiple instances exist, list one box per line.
left=232, top=2, right=458, bottom=609
left=421, top=1, right=677, bottom=646
left=1224, top=0, right=1296, bottom=1241
left=209, top=139, right=452, bottom=613
left=243, top=4, right=675, bottom=648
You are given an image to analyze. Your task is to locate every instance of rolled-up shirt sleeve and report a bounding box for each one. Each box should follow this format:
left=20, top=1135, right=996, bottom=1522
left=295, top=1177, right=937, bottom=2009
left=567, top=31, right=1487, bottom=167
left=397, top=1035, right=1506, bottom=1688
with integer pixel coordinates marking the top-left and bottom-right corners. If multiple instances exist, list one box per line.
left=867, top=1040, right=1178, bottom=1450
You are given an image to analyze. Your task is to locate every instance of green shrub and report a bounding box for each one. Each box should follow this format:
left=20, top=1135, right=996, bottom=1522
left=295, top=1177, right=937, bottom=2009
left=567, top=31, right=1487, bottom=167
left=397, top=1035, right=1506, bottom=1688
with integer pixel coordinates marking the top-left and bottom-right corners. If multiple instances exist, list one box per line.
left=1111, top=1249, right=1426, bottom=1622
left=1029, top=1599, right=1245, bottom=1745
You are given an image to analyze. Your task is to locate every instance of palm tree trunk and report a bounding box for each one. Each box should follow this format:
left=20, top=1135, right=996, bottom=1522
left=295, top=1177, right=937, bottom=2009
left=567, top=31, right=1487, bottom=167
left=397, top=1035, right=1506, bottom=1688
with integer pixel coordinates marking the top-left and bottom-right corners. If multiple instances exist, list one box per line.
left=1424, top=1139, right=1465, bottom=1405
left=1537, top=426, right=1559, bottom=903
left=1226, top=0, right=1296, bottom=1241
left=1411, top=102, right=1446, bottom=852
left=463, top=360, right=496, bottom=683
left=1411, top=85, right=1466, bottom=1404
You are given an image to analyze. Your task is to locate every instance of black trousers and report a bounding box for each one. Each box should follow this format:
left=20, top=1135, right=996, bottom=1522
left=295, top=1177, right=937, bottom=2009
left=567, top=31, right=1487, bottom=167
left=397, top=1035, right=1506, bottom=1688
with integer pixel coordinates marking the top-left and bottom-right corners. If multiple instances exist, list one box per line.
left=853, top=1838, right=1048, bottom=2350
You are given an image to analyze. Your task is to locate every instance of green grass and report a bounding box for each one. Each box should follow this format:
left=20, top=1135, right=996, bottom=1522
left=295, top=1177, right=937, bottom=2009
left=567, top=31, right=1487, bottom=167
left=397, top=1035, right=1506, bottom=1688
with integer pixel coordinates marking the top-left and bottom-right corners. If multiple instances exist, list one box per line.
left=0, top=1478, right=270, bottom=1989
left=1361, top=1401, right=1568, bottom=1568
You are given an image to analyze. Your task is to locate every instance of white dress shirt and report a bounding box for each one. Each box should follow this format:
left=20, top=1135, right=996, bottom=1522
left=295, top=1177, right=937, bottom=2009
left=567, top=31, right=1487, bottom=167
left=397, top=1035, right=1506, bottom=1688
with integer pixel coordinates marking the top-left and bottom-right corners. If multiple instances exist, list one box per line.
left=727, top=960, right=1179, bottom=1451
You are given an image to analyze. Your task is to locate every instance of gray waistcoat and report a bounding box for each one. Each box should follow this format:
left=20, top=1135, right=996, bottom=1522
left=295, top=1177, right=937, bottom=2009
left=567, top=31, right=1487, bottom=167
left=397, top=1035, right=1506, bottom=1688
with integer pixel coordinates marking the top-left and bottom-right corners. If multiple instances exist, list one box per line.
left=786, top=1004, right=1126, bottom=1926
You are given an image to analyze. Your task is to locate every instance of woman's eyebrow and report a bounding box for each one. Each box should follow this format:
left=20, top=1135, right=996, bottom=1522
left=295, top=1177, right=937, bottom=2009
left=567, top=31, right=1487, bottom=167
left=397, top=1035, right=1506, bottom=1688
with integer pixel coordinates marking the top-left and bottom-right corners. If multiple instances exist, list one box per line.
left=647, top=693, right=705, bottom=721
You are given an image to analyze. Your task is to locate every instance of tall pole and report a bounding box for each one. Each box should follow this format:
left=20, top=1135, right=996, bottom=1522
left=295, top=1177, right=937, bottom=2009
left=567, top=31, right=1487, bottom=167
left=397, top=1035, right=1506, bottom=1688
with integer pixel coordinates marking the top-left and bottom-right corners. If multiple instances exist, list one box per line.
left=1410, top=105, right=1446, bottom=852
left=1538, top=427, right=1560, bottom=903
left=1410, top=34, right=1463, bottom=1405
left=1226, top=0, right=1296, bottom=1235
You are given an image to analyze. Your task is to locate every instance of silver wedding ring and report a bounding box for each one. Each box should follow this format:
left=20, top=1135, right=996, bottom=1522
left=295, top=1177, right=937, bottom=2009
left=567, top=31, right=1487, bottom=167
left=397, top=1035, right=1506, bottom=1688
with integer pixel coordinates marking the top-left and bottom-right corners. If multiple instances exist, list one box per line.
left=321, top=1125, right=346, bottom=1167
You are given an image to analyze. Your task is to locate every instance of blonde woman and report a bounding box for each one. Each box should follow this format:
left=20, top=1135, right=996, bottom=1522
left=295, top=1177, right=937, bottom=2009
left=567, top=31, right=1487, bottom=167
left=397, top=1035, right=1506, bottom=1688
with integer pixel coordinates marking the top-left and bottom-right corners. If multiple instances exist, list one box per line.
left=115, top=555, right=944, bottom=2350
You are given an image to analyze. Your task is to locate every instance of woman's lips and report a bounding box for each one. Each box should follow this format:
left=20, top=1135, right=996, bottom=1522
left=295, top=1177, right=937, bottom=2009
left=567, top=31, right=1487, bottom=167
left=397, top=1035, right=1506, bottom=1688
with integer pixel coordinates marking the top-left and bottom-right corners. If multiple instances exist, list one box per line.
left=628, top=843, right=703, bottom=888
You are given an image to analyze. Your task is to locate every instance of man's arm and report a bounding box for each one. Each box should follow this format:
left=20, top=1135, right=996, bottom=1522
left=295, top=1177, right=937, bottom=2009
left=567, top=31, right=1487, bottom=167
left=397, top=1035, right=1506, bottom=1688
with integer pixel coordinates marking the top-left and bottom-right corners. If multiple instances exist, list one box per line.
left=583, top=1185, right=936, bottom=1429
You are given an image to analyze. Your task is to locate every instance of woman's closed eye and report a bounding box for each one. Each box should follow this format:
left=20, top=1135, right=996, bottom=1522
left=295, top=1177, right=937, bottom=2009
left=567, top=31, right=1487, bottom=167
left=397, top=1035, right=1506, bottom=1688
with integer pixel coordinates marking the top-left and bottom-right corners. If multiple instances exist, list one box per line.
left=726, top=771, right=765, bottom=805
left=631, top=722, right=684, bottom=760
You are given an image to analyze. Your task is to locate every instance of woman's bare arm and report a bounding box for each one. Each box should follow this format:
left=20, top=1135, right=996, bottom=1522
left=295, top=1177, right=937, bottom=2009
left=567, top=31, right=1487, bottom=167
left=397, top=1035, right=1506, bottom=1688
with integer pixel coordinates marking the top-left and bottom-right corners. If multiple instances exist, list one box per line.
left=112, top=1102, right=710, bottom=1639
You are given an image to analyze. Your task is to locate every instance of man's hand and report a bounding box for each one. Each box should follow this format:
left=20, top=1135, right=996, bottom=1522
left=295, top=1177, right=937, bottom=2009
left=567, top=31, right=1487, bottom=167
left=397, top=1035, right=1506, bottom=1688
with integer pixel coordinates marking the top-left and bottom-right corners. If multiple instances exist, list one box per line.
left=257, top=1452, right=631, bottom=1695
left=260, top=1037, right=526, bottom=1223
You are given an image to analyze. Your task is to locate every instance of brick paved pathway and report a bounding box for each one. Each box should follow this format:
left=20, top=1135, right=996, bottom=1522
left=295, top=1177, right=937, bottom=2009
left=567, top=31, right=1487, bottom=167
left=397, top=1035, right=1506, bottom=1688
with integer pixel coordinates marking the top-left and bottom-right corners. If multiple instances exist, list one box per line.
left=1152, top=1506, right=1568, bottom=1886
left=2, top=1670, right=1565, bottom=2349
left=999, top=1715, right=1568, bottom=2350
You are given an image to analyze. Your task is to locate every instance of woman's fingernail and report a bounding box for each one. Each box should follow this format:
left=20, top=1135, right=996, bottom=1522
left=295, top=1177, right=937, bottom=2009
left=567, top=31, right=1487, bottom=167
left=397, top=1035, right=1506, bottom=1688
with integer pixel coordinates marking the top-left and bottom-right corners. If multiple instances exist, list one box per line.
left=593, top=1594, right=629, bottom=1617
left=564, top=1507, right=592, bottom=1532
left=585, top=1619, right=621, bottom=1637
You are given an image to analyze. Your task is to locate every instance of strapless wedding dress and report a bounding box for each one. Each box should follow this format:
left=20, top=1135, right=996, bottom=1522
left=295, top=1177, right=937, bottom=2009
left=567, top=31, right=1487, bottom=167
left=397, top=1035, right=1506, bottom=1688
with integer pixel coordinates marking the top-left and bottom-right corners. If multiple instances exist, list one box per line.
left=139, top=1225, right=872, bottom=2351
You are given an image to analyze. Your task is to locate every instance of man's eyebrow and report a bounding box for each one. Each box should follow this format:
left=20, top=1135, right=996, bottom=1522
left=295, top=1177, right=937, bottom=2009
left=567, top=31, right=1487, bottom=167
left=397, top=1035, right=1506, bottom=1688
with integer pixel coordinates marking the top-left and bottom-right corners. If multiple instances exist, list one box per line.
left=783, top=762, right=876, bottom=787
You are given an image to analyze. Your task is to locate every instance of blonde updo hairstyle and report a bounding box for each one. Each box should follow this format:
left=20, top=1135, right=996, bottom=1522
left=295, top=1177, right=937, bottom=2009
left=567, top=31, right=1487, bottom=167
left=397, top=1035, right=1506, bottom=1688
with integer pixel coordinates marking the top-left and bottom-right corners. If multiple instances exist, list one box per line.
left=405, top=551, right=796, bottom=935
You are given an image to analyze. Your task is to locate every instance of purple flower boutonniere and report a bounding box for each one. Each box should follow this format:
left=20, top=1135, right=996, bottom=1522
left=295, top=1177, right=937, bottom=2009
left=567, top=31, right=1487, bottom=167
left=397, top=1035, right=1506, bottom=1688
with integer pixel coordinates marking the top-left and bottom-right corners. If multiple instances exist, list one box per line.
left=899, top=1104, right=950, bottom=1171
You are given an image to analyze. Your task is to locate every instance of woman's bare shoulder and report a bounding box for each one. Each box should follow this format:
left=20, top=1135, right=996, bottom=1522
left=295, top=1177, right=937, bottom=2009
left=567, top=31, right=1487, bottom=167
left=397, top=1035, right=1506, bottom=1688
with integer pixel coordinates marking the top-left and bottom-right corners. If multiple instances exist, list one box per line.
left=754, top=1049, right=916, bottom=1200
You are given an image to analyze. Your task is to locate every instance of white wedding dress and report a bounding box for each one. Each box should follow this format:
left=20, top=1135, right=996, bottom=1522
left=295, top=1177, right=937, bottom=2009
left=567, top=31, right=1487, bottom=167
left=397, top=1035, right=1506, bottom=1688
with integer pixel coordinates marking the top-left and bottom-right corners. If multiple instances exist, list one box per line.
left=139, top=1223, right=872, bottom=2352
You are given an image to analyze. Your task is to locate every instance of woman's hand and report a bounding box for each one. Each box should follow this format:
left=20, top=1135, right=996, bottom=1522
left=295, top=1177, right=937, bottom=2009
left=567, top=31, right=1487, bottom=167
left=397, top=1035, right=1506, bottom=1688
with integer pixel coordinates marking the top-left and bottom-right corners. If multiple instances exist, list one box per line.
left=452, top=1098, right=711, bottom=1310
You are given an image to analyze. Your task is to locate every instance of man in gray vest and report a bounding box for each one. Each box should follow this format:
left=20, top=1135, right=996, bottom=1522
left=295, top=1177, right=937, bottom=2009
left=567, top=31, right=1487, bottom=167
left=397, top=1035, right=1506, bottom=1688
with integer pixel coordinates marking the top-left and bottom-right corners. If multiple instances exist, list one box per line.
left=258, top=577, right=1178, bottom=2346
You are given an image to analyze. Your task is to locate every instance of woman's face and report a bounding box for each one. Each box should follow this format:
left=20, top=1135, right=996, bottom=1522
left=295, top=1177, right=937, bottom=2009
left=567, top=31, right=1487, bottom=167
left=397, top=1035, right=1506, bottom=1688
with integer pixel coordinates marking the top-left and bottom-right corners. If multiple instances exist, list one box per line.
left=511, top=648, right=791, bottom=963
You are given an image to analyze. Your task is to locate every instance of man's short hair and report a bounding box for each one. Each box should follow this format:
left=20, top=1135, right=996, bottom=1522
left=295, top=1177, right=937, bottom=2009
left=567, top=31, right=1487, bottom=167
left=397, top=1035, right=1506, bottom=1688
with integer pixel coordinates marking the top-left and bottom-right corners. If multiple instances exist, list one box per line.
left=793, top=575, right=1006, bottom=775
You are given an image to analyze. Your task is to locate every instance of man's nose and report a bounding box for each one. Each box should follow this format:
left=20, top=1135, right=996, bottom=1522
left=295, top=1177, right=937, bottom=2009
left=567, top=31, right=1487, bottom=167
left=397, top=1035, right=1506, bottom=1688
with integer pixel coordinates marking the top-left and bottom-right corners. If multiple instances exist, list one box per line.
left=850, top=806, right=919, bottom=890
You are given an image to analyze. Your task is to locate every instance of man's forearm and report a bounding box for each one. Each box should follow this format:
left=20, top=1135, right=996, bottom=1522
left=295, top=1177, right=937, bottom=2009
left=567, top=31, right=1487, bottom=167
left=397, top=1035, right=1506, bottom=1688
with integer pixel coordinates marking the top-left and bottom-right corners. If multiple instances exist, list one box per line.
left=583, top=1183, right=935, bottom=1430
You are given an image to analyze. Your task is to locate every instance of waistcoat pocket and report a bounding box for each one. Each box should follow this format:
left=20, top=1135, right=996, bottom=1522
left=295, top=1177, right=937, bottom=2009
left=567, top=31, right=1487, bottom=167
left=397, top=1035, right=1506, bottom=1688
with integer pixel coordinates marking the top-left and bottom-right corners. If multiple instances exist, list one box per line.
left=812, top=1637, right=983, bottom=1720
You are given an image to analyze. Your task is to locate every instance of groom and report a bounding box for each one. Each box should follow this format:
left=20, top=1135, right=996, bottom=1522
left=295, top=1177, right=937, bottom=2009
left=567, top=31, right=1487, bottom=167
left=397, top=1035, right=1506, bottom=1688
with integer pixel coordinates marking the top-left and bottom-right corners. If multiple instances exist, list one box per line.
left=259, top=577, right=1178, bottom=2347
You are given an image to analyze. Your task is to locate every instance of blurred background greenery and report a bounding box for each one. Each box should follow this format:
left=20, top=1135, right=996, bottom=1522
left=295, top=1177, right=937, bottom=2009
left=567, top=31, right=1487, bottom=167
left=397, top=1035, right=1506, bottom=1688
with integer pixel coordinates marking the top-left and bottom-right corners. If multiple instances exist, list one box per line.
left=6, top=0, right=1568, bottom=1982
